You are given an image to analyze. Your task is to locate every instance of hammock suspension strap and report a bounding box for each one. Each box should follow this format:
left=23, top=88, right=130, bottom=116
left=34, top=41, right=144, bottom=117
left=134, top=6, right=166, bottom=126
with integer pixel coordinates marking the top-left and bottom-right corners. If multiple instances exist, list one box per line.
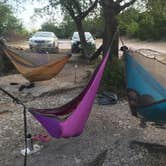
left=0, top=87, right=28, bottom=166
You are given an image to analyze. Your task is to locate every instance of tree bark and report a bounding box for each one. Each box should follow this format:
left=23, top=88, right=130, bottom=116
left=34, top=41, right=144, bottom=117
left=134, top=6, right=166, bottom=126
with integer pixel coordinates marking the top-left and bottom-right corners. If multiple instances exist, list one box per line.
left=101, top=0, right=119, bottom=57
left=90, top=44, right=103, bottom=60
left=0, top=49, right=15, bottom=74
left=75, top=20, right=89, bottom=58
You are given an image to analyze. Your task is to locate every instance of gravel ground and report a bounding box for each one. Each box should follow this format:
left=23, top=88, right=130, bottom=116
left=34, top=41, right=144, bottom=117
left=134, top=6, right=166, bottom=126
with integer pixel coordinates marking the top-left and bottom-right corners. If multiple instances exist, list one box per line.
left=0, top=45, right=166, bottom=166
left=1, top=92, right=166, bottom=166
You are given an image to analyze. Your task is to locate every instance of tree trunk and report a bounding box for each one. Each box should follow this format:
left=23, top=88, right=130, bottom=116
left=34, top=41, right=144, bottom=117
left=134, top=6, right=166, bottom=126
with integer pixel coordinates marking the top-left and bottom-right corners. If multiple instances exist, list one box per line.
left=0, top=50, right=15, bottom=74
left=90, top=44, right=103, bottom=60
left=75, top=20, right=89, bottom=58
left=101, top=1, right=119, bottom=57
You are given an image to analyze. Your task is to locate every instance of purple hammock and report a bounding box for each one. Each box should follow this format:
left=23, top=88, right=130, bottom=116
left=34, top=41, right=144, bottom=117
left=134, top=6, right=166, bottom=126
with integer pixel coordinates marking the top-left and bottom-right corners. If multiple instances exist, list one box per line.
left=29, top=50, right=110, bottom=138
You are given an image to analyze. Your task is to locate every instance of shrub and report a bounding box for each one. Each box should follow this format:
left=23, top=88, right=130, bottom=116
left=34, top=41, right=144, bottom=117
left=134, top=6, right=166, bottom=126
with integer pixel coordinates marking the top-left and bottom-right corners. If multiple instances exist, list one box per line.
left=87, top=43, right=96, bottom=55
left=137, top=13, right=155, bottom=40
left=126, top=21, right=139, bottom=37
left=101, top=56, right=125, bottom=96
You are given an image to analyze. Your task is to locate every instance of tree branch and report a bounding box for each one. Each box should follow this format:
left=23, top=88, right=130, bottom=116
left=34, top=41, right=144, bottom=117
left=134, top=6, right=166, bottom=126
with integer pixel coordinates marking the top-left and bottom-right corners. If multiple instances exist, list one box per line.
left=65, top=4, right=77, bottom=20
left=80, top=0, right=98, bottom=19
left=119, top=0, right=137, bottom=11
left=90, top=44, right=103, bottom=60
left=71, top=0, right=82, bottom=15
left=116, top=0, right=123, bottom=4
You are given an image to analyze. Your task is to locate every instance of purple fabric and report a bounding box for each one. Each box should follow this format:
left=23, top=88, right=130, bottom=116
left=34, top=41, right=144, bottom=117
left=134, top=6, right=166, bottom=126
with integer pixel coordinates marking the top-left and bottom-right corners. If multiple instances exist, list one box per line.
left=31, top=51, right=110, bottom=138
left=33, top=114, right=62, bottom=138
left=29, top=54, right=105, bottom=116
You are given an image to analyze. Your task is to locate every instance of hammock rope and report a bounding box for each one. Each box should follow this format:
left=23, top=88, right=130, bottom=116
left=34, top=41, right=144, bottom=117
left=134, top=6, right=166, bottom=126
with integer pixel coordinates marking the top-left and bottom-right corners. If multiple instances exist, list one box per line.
left=0, top=87, right=28, bottom=166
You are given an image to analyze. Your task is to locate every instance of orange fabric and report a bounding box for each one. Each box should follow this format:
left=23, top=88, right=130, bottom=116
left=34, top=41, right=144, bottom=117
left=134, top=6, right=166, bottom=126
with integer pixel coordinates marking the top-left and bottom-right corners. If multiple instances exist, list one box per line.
left=4, top=49, right=35, bottom=66
left=3, top=49, right=71, bottom=82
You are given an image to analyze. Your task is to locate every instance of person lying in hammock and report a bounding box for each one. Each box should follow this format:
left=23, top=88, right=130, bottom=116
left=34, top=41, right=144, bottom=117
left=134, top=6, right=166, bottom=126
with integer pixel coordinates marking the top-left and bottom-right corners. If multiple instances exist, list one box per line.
left=127, top=89, right=155, bottom=117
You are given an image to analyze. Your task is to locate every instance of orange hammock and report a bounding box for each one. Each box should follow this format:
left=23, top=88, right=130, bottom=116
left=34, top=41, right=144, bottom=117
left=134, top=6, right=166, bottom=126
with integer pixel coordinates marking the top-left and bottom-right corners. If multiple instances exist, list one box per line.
left=0, top=41, right=71, bottom=82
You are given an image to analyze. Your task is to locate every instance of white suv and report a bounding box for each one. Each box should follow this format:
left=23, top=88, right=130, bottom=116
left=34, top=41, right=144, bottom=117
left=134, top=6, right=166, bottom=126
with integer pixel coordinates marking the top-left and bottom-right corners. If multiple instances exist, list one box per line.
left=71, top=32, right=95, bottom=53
left=29, top=31, right=59, bottom=53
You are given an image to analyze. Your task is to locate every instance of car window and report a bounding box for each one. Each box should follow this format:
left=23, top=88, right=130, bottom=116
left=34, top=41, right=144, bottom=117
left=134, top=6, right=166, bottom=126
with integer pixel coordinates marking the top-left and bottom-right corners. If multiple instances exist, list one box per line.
left=72, top=32, right=93, bottom=41
left=34, top=32, right=55, bottom=37
left=72, top=32, right=79, bottom=40
left=85, top=32, right=92, bottom=40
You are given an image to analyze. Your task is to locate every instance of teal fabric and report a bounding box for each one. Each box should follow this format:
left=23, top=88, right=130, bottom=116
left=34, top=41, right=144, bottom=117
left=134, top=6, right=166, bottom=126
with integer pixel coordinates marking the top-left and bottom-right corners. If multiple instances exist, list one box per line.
left=126, top=52, right=166, bottom=123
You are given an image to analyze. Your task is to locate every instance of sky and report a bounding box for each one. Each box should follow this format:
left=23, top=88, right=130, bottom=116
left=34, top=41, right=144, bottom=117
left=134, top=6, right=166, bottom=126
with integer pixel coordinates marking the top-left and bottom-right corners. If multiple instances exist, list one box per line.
left=12, top=1, right=63, bottom=31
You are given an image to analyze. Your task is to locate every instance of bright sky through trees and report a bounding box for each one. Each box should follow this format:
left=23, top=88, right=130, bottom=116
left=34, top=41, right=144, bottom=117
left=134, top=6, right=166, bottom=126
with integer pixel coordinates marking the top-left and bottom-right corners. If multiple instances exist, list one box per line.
left=10, top=0, right=62, bottom=31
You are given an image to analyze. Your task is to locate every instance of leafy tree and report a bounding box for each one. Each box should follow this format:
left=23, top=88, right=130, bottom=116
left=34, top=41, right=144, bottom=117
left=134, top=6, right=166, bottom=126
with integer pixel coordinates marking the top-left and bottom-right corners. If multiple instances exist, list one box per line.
left=100, top=0, right=137, bottom=57
left=41, top=14, right=76, bottom=38
left=118, top=8, right=140, bottom=37
left=0, top=2, right=12, bottom=34
left=118, top=0, right=166, bottom=40
left=146, top=0, right=166, bottom=40
left=0, top=2, right=29, bottom=74
left=58, top=14, right=77, bottom=38
left=40, top=11, right=104, bottom=39
left=83, top=14, right=104, bottom=38
left=0, top=2, right=28, bottom=40
left=49, top=0, right=98, bottom=58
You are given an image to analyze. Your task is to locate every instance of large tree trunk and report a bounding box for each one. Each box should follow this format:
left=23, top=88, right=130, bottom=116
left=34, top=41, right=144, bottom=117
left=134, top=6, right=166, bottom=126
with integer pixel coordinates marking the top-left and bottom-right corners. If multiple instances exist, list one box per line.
left=101, top=1, right=119, bottom=57
left=75, top=20, right=90, bottom=58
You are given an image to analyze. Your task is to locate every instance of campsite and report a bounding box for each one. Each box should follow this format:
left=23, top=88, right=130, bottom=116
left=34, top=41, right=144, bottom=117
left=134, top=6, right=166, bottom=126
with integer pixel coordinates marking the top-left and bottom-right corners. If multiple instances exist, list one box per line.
left=0, top=0, right=166, bottom=166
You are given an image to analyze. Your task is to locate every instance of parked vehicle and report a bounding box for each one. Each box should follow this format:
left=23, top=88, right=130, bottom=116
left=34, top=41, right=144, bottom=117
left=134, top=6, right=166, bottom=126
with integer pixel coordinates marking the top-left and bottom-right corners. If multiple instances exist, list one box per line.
left=29, top=31, right=59, bottom=53
left=71, top=32, right=95, bottom=53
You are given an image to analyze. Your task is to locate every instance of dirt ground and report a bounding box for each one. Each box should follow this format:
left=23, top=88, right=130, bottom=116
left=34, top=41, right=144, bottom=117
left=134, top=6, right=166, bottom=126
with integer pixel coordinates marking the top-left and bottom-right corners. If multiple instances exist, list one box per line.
left=7, top=38, right=166, bottom=53
left=0, top=39, right=166, bottom=166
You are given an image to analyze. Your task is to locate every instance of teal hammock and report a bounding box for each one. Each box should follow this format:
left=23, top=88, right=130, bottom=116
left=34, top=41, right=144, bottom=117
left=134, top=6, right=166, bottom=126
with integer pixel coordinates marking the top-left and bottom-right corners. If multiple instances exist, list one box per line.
left=125, top=49, right=166, bottom=123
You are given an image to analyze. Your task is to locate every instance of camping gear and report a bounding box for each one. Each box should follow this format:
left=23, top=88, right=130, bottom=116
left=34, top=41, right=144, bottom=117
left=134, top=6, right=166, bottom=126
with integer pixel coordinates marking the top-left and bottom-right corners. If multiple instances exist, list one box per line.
left=123, top=47, right=166, bottom=124
left=28, top=48, right=110, bottom=138
left=97, top=91, right=118, bottom=105
left=0, top=39, right=71, bottom=82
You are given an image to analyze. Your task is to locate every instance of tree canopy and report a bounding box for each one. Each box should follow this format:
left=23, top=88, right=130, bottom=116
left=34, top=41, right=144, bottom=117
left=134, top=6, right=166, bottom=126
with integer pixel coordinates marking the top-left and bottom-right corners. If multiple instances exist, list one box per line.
left=48, top=0, right=99, bottom=57
left=1, top=0, right=166, bottom=43
left=0, top=2, right=28, bottom=40
left=119, top=0, right=166, bottom=40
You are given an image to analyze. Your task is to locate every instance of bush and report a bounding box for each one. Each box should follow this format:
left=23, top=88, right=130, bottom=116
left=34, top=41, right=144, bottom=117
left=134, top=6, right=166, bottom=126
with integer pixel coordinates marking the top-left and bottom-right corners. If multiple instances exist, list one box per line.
left=118, top=8, right=140, bottom=38
left=86, top=43, right=96, bottom=55
left=126, top=21, right=139, bottom=37
left=137, top=13, right=155, bottom=40
left=101, top=56, right=125, bottom=96
left=0, top=2, right=29, bottom=41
